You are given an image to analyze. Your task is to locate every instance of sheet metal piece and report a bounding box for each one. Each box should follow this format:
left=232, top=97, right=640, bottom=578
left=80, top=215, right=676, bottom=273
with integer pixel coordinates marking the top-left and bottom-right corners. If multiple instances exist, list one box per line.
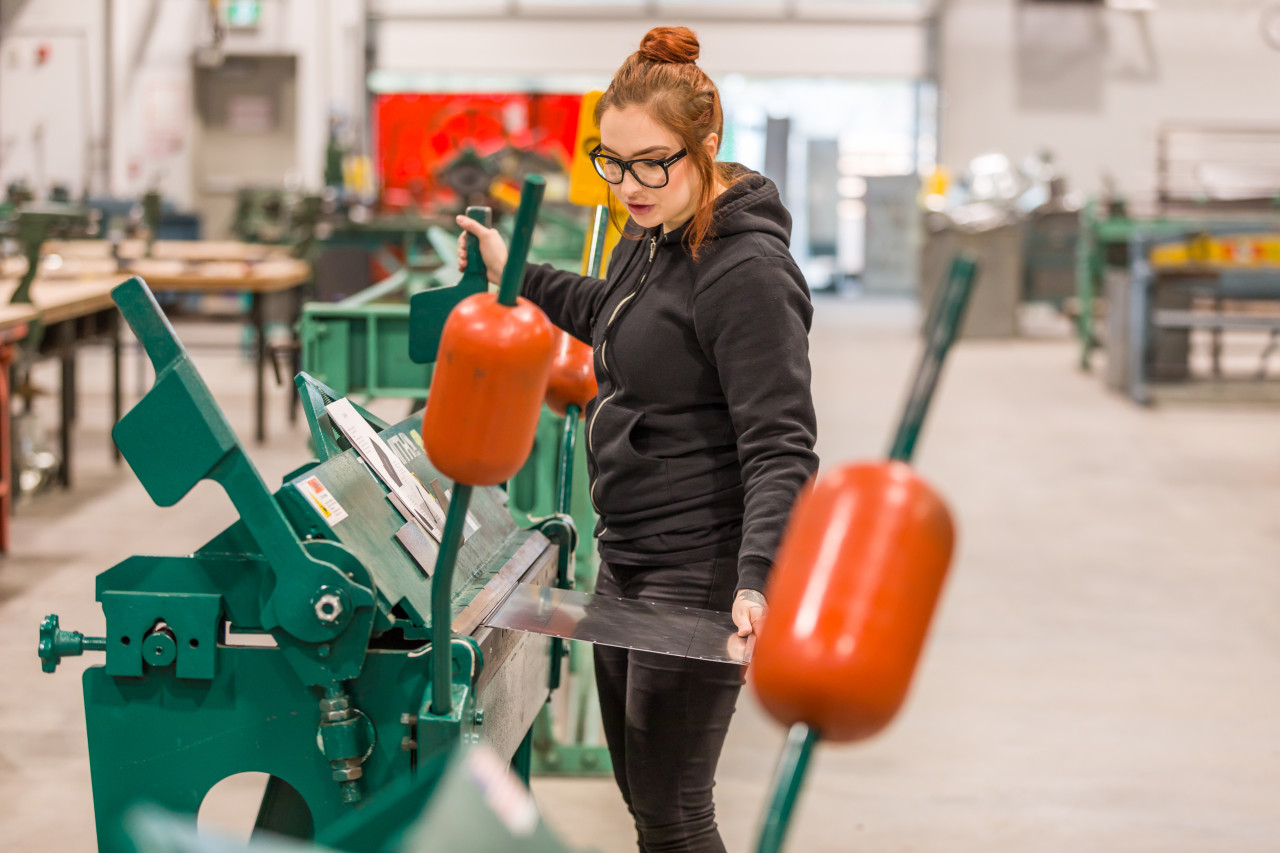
left=483, top=583, right=752, bottom=665
left=324, top=398, right=447, bottom=540
left=395, top=520, right=439, bottom=579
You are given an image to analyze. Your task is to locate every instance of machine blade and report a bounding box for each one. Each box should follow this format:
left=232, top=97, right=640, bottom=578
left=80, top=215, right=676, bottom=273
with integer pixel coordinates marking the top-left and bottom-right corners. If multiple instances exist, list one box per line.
left=483, top=583, right=753, bottom=665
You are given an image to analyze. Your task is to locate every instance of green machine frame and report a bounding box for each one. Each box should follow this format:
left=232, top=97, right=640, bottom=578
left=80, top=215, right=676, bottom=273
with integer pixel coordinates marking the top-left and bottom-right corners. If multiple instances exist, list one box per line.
left=298, top=203, right=612, bottom=776
left=37, top=178, right=579, bottom=849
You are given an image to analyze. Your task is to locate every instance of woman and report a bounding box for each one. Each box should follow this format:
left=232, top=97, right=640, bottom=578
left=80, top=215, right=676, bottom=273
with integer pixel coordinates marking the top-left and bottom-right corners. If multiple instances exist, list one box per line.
left=457, top=26, right=818, bottom=853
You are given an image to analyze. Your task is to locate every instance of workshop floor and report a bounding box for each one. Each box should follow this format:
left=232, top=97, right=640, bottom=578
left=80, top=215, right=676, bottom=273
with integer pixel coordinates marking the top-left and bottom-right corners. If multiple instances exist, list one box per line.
left=1, top=300, right=1277, bottom=852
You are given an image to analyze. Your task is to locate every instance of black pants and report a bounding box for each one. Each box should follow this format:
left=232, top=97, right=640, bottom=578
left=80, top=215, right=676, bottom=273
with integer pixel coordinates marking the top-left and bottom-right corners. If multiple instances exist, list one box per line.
left=593, top=552, right=744, bottom=853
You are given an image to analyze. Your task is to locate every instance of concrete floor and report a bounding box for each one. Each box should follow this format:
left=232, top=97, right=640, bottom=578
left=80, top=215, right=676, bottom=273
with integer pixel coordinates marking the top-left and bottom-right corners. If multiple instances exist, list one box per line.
left=1, top=300, right=1278, bottom=852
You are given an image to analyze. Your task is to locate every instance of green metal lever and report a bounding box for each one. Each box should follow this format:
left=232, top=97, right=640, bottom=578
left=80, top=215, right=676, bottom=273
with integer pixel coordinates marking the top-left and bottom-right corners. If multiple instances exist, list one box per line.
left=756, top=254, right=979, bottom=853
left=498, top=175, right=546, bottom=307
left=429, top=176, right=547, bottom=716
left=408, top=205, right=493, bottom=364
left=37, top=614, right=106, bottom=673
left=888, top=254, right=978, bottom=464
left=110, top=277, right=376, bottom=686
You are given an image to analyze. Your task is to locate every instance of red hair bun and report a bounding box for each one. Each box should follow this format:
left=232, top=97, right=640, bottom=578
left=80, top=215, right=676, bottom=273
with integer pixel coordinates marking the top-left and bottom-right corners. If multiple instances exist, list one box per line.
left=639, top=27, right=700, bottom=64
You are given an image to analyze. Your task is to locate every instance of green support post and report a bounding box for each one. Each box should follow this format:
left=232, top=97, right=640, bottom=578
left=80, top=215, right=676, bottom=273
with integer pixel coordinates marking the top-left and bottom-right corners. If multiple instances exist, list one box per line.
left=544, top=402, right=580, bottom=692
left=755, top=253, right=979, bottom=853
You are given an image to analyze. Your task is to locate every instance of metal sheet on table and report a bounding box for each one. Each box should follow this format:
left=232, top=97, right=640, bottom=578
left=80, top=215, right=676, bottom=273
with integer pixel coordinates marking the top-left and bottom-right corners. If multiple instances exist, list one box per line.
left=483, top=583, right=752, bottom=665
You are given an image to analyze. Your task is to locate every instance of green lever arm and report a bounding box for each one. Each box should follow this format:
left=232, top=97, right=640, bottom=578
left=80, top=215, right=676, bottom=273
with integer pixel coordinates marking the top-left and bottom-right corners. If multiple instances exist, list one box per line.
left=756, top=724, right=818, bottom=853
left=431, top=484, right=473, bottom=715
left=429, top=176, right=549, bottom=713
left=497, top=175, right=547, bottom=307
left=110, top=277, right=375, bottom=685
left=756, top=255, right=978, bottom=851
left=887, top=254, right=978, bottom=464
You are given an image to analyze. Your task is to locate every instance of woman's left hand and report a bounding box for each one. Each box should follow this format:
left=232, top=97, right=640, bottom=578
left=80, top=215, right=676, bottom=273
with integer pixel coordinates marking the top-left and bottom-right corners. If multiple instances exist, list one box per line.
left=732, top=589, right=767, bottom=638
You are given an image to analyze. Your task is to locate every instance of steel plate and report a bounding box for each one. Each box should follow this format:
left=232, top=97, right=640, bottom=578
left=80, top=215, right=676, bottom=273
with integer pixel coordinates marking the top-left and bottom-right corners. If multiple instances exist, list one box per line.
left=483, top=583, right=752, bottom=665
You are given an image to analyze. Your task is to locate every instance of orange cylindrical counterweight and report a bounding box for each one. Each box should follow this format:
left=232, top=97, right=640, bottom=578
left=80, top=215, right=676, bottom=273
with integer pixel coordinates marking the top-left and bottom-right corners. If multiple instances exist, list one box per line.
left=545, top=330, right=597, bottom=418
left=751, top=461, right=955, bottom=743
left=422, top=292, right=555, bottom=486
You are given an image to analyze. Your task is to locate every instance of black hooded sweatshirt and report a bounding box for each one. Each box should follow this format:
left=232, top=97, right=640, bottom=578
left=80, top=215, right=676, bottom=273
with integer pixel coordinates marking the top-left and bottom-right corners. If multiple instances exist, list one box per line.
left=522, top=167, right=818, bottom=595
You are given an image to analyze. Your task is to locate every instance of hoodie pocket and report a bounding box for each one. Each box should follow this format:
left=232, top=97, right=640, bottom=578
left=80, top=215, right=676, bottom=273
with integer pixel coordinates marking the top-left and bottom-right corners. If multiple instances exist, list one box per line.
left=590, top=402, right=671, bottom=516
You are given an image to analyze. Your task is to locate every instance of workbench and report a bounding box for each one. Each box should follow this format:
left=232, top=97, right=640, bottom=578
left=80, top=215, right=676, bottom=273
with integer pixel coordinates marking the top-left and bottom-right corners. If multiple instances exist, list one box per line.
left=0, top=277, right=122, bottom=498
left=1074, top=200, right=1280, bottom=370
left=1112, top=228, right=1280, bottom=404
left=0, top=302, right=35, bottom=553
left=3, top=241, right=311, bottom=443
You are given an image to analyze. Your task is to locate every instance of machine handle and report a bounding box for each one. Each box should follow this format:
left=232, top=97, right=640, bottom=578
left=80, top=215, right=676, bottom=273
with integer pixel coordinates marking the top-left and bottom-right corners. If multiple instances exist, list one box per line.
left=887, top=254, right=978, bottom=464
left=497, top=175, right=546, bottom=307
left=756, top=724, right=818, bottom=853
left=37, top=614, right=106, bottom=673
left=407, top=206, right=493, bottom=364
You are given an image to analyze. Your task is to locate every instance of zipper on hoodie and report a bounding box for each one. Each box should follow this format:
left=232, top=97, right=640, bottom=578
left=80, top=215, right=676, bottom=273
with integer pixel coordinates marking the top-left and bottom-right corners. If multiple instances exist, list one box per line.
left=588, top=233, right=659, bottom=526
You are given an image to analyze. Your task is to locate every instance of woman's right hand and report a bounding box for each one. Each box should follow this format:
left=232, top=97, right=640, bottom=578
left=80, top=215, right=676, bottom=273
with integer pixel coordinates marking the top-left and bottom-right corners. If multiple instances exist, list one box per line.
left=456, top=214, right=508, bottom=286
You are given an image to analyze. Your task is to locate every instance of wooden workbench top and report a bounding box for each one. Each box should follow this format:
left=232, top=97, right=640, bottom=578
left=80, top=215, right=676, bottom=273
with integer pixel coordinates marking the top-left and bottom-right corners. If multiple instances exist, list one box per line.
left=41, top=238, right=291, bottom=263
left=0, top=302, right=39, bottom=333
left=126, top=257, right=311, bottom=292
left=0, top=279, right=117, bottom=326
left=0, top=255, right=311, bottom=294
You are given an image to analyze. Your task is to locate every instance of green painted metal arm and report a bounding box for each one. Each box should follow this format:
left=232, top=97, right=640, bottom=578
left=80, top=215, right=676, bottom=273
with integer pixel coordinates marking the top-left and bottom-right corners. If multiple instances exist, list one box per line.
left=887, top=254, right=978, bottom=464
left=408, top=205, right=492, bottom=364
left=294, top=371, right=391, bottom=462
left=756, top=724, right=818, bottom=853
left=498, top=176, right=547, bottom=307
left=429, top=176, right=547, bottom=715
left=755, top=253, right=978, bottom=851
left=111, top=277, right=376, bottom=686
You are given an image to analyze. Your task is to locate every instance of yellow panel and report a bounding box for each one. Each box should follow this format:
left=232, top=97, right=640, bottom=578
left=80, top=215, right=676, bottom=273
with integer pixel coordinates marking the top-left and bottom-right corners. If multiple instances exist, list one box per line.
left=568, top=91, right=612, bottom=209
left=1150, top=234, right=1280, bottom=270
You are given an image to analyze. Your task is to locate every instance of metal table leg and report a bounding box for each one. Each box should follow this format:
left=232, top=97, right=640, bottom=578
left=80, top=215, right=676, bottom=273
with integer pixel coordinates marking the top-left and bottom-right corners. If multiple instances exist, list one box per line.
left=58, top=322, right=76, bottom=489
left=0, top=332, right=20, bottom=554
left=111, top=311, right=122, bottom=461
left=252, top=293, right=265, bottom=443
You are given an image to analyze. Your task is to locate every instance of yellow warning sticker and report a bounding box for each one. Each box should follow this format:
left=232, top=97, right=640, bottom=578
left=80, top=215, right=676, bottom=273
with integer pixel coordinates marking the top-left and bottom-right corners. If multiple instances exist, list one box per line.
left=1151, top=233, right=1280, bottom=270
left=297, top=475, right=349, bottom=526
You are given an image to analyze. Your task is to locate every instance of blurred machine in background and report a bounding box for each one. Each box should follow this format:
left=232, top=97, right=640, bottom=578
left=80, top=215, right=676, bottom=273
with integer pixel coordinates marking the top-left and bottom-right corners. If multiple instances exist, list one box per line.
left=1076, top=125, right=1280, bottom=403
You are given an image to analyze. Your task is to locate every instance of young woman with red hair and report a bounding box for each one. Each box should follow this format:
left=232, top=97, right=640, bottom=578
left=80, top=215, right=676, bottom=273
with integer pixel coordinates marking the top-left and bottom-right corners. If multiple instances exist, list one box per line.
left=458, top=26, right=818, bottom=853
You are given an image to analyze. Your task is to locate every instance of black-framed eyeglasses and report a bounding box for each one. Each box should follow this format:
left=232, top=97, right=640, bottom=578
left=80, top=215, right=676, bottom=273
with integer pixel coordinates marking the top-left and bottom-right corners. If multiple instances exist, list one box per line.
left=589, top=145, right=688, bottom=189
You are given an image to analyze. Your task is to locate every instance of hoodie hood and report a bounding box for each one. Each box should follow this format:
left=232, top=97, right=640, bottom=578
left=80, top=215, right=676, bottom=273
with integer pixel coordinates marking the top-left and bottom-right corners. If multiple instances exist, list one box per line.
left=656, top=165, right=792, bottom=251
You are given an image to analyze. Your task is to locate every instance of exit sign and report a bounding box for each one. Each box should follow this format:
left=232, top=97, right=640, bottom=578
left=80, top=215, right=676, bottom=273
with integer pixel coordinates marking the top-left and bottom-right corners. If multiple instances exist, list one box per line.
left=225, top=0, right=261, bottom=28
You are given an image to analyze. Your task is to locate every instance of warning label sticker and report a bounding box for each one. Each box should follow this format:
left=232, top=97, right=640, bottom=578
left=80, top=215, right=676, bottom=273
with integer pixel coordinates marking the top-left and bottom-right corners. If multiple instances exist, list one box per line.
left=297, top=476, right=349, bottom=526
